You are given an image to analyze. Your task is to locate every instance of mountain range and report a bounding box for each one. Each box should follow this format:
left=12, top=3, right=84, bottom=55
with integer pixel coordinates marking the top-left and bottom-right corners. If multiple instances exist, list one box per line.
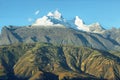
left=0, top=10, right=120, bottom=80
left=0, top=21, right=120, bottom=51
left=32, top=10, right=105, bottom=33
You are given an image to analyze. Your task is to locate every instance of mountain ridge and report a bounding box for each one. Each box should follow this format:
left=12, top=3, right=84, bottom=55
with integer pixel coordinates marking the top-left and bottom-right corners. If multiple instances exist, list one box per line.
left=0, top=25, right=120, bottom=51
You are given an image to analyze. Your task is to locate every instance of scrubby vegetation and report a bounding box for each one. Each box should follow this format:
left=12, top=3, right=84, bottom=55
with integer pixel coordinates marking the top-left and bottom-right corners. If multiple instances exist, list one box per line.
left=0, top=43, right=120, bottom=80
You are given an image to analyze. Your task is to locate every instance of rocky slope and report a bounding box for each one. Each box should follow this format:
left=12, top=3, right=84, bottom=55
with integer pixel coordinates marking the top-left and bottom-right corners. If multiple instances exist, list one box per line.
left=0, top=43, right=120, bottom=80
left=0, top=26, right=120, bottom=51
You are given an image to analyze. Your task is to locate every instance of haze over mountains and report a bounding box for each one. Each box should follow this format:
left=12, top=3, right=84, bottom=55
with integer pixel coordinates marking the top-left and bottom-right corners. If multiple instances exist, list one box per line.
left=0, top=10, right=120, bottom=80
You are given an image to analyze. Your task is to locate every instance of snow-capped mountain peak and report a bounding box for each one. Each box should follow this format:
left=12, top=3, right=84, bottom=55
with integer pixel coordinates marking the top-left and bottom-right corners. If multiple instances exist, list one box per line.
left=47, top=10, right=62, bottom=20
left=74, top=16, right=89, bottom=32
left=32, top=10, right=65, bottom=27
left=47, top=12, right=53, bottom=16
left=88, top=22, right=105, bottom=33
left=54, top=10, right=62, bottom=19
left=32, top=10, right=105, bottom=33
left=75, top=16, right=84, bottom=26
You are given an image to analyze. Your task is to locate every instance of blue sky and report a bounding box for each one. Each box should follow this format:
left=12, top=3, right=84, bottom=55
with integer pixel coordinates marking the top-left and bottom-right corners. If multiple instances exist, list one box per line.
left=0, top=0, right=120, bottom=30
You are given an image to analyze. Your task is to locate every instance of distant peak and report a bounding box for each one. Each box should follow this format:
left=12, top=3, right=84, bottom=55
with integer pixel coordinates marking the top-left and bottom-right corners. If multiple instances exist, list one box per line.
left=32, top=10, right=64, bottom=26
left=47, top=10, right=62, bottom=20
left=75, top=16, right=84, bottom=25
left=92, top=22, right=100, bottom=26
left=47, top=12, right=53, bottom=16
left=95, top=22, right=100, bottom=25
left=54, top=10, right=61, bottom=15
left=88, top=22, right=105, bottom=33
left=75, top=16, right=80, bottom=19
left=74, top=16, right=89, bottom=32
left=90, top=22, right=103, bottom=28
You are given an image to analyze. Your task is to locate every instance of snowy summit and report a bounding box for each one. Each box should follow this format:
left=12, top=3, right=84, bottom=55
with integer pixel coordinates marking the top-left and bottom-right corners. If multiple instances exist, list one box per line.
left=32, top=10, right=105, bottom=33
left=47, top=10, right=62, bottom=20
left=32, top=10, right=64, bottom=26
left=74, top=16, right=89, bottom=32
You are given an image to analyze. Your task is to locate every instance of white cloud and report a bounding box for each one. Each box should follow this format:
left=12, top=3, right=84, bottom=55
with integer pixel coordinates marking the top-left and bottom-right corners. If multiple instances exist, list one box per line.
left=35, top=10, right=40, bottom=15
left=32, top=16, right=53, bottom=26
left=28, top=18, right=33, bottom=22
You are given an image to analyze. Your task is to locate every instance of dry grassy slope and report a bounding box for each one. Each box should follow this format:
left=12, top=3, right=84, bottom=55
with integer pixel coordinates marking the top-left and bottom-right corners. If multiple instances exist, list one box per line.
left=10, top=43, right=120, bottom=80
left=0, top=43, right=120, bottom=80
left=0, top=43, right=36, bottom=80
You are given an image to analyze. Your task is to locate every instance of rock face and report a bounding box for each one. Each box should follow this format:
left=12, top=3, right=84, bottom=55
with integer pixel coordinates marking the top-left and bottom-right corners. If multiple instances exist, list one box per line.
left=0, top=43, right=120, bottom=80
left=0, top=26, right=120, bottom=51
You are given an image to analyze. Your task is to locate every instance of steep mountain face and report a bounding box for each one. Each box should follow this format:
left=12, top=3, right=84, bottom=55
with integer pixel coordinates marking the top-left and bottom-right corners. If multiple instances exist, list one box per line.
left=0, top=26, right=20, bottom=45
left=0, top=25, right=120, bottom=51
left=0, top=43, right=120, bottom=80
left=103, top=28, right=120, bottom=44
